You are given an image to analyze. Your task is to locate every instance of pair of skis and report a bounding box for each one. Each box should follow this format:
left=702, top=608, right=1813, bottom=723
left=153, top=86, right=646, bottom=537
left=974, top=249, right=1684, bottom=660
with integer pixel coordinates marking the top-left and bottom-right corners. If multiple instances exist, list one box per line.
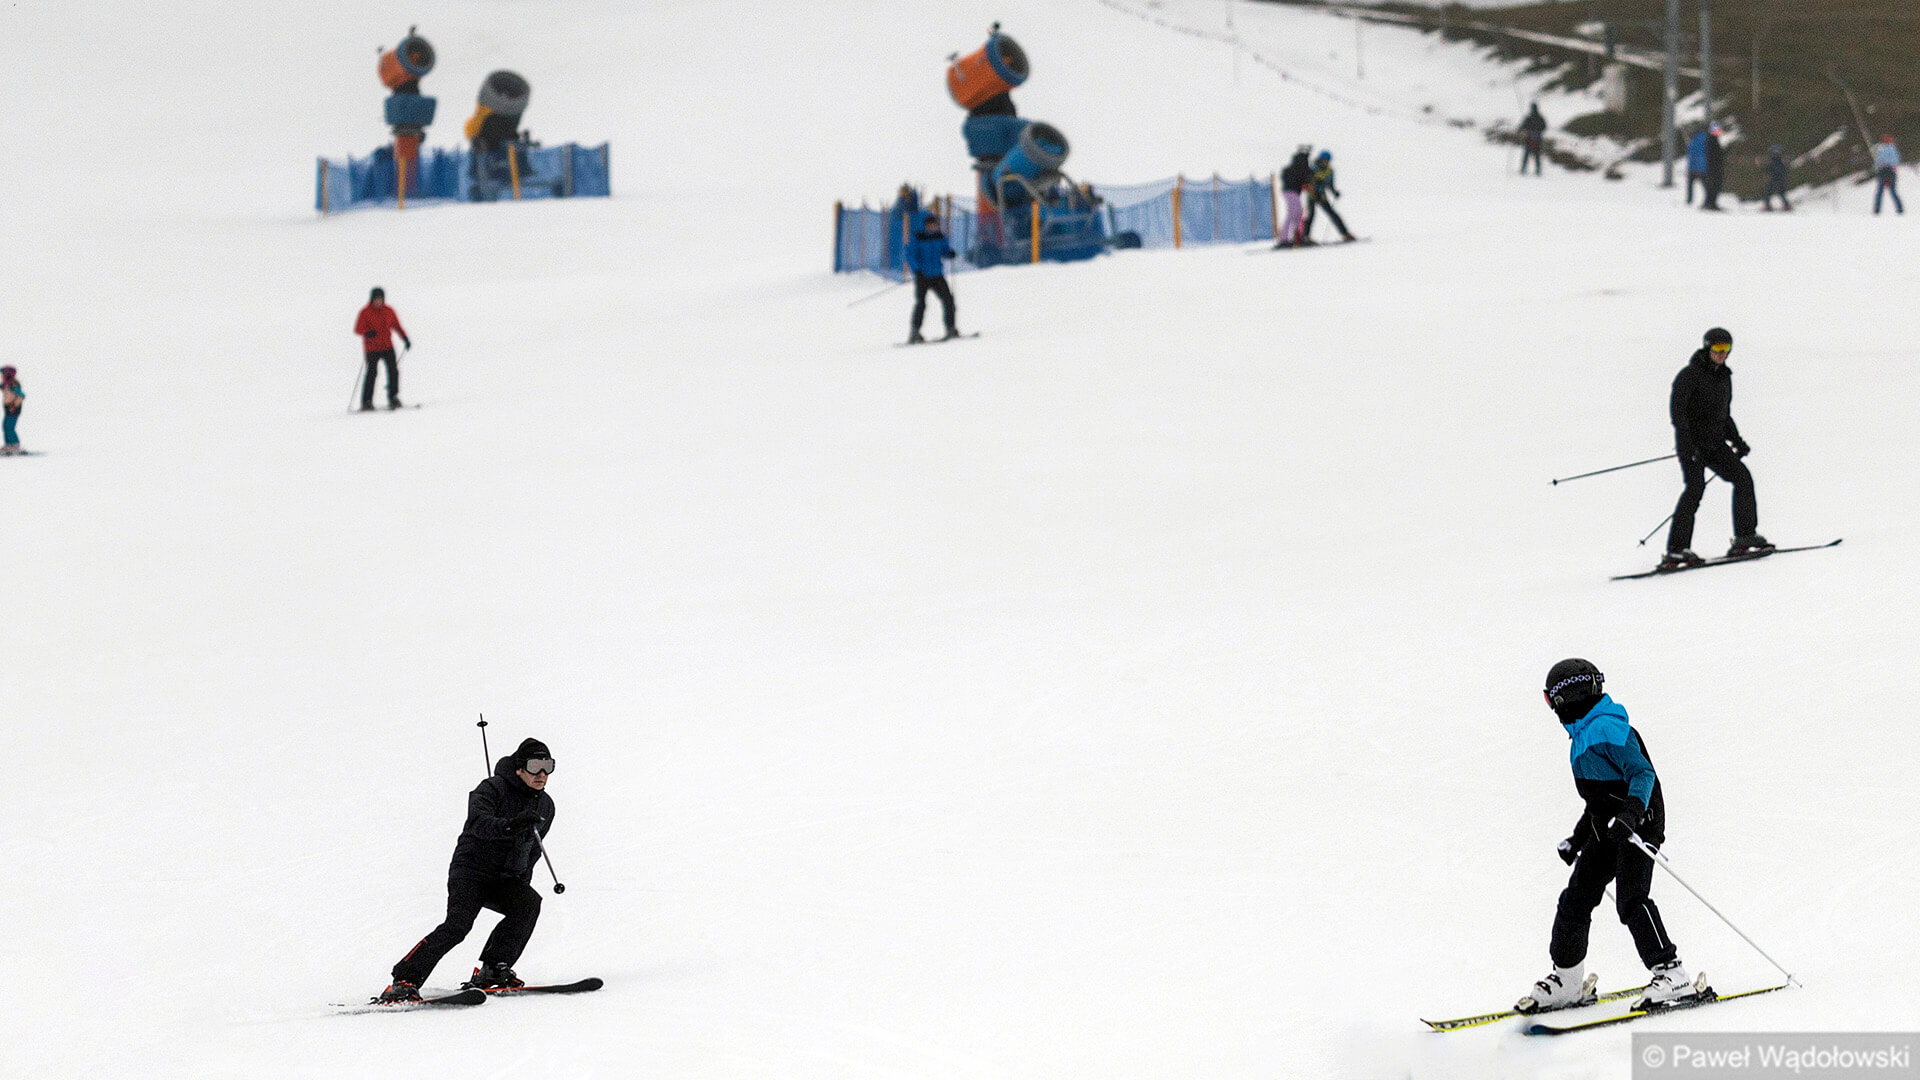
left=1613, top=539, right=1842, bottom=581
left=1423, top=977, right=1790, bottom=1036
left=336, top=977, right=602, bottom=1014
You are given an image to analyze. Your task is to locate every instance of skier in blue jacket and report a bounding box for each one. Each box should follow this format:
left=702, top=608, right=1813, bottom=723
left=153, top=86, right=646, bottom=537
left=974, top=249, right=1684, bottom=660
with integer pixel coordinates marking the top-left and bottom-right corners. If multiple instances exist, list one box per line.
left=1686, top=129, right=1709, bottom=205
left=905, top=212, right=960, bottom=344
left=1873, top=135, right=1904, bottom=215
left=1518, top=660, right=1697, bottom=1014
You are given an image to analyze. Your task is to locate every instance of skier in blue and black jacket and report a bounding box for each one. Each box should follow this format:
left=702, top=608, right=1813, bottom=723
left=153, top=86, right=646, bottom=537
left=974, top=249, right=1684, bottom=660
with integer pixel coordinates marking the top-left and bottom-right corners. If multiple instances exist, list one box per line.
left=1518, top=660, right=1697, bottom=1014
left=905, top=212, right=960, bottom=344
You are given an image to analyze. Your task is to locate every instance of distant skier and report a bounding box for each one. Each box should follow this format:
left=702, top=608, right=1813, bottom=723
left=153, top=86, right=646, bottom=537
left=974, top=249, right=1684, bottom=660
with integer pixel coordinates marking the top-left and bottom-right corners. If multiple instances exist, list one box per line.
left=904, top=212, right=960, bottom=344
left=1303, top=150, right=1356, bottom=243
left=1761, top=145, right=1791, bottom=212
left=1518, top=104, right=1547, bottom=176
left=1, top=365, right=23, bottom=455
left=1274, top=147, right=1313, bottom=249
left=1663, top=327, right=1769, bottom=570
left=1873, top=135, right=1904, bottom=215
left=354, top=287, right=411, bottom=411
left=1700, top=126, right=1727, bottom=211
left=381, top=738, right=557, bottom=1002
left=1518, top=659, right=1697, bottom=1015
left=1685, top=128, right=1709, bottom=205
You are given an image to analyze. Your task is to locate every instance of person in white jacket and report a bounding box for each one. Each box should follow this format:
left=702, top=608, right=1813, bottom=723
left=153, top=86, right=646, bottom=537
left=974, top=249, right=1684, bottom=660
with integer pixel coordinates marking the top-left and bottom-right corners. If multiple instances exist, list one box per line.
left=1873, top=135, right=1903, bottom=215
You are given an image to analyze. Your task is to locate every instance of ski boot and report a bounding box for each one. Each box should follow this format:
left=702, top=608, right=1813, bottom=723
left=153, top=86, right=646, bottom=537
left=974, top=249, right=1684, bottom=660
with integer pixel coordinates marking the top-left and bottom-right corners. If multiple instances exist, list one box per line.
left=1515, top=963, right=1597, bottom=1014
left=907, top=331, right=926, bottom=345
left=941, top=327, right=962, bottom=341
left=1636, top=960, right=1708, bottom=1008
left=1657, top=549, right=1706, bottom=572
left=1727, top=534, right=1774, bottom=557
left=387, top=399, right=405, bottom=411
left=463, top=961, right=525, bottom=990
left=358, top=403, right=377, bottom=413
left=377, top=979, right=423, bottom=1003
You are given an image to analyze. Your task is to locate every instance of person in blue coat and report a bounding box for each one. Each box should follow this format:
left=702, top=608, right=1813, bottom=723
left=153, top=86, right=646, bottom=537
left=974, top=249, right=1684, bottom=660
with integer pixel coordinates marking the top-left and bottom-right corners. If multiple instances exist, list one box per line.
left=1686, top=128, right=1709, bottom=205
left=1, top=365, right=23, bottom=455
left=1518, top=660, right=1696, bottom=1013
left=905, top=212, right=960, bottom=344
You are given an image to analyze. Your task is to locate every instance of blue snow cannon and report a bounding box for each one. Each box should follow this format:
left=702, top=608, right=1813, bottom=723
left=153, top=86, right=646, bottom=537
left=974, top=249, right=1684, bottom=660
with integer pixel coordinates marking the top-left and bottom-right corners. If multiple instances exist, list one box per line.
left=990, top=121, right=1069, bottom=206
left=963, top=114, right=1029, bottom=162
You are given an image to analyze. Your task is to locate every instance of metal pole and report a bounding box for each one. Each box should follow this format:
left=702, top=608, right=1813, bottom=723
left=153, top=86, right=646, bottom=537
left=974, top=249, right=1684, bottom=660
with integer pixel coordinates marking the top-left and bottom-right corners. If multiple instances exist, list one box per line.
left=1550, top=453, right=1678, bottom=486
left=1626, top=833, right=1799, bottom=987
left=1699, top=1, right=1714, bottom=132
left=1661, top=0, right=1680, bottom=187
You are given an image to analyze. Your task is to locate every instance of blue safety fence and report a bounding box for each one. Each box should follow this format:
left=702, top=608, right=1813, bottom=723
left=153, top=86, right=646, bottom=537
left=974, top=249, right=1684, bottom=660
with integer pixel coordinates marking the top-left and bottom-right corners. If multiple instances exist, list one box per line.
left=316, top=142, right=611, bottom=212
left=834, top=174, right=1277, bottom=276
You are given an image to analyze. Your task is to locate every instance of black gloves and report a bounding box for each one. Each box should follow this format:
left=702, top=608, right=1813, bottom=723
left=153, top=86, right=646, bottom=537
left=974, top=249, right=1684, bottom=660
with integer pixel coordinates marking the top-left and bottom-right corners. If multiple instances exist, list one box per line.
left=507, top=808, right=541, bottom=835
left=401, top=337, right=412, bottom=350
left=1557, top=837, right=1581, bottom=865
left=363, top=330, right=377, bottom=340
left=1730, top=437, right=1750, bottom=458
left=1607, top=799, right=1645, bottom=842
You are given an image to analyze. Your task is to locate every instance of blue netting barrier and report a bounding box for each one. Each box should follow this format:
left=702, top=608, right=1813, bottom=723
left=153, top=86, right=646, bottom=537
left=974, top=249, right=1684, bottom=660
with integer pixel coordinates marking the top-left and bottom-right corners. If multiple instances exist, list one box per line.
left=834, top=175, right=1276, bottom=276
left=316, top=143, right=611, bottom=212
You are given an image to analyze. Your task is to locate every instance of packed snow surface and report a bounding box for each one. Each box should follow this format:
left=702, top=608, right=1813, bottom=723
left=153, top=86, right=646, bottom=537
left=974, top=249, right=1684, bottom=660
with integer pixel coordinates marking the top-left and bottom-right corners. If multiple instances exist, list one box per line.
left=5, top=1, right=1915, bottom=1078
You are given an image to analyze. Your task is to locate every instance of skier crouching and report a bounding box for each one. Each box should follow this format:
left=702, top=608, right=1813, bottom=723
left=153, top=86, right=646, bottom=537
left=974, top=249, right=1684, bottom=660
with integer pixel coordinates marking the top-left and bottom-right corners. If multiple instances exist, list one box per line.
left=381, top=738, right=556, bottom=1001
left=1520, top=660, right=1698, bottom=1014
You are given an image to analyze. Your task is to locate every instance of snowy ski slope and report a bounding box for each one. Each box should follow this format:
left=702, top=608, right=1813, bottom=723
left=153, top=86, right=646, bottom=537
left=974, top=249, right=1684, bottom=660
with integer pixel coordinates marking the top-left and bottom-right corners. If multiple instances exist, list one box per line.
left=4, top=2, right=1916, bottom=1078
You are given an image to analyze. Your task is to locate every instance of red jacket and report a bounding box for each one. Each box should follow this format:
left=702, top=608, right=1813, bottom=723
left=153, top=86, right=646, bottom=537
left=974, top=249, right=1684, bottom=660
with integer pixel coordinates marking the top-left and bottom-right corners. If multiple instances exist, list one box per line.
left=354, top=304, right=410, bottom=353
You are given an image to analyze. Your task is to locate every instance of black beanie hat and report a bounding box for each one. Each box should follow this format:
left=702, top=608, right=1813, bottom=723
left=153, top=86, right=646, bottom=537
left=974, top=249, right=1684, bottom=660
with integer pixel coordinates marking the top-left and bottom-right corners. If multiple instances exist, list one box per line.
left=370, top=286, right=385, bottom=301
left=512, top=738, right=551, bottom=767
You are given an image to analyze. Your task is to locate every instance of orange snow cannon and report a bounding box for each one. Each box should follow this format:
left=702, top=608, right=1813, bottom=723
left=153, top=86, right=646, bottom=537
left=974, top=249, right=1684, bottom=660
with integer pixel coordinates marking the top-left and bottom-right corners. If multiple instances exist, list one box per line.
left=946, top=28, right=1028, bottom=111
left=378, top=32, right=435, bottom=90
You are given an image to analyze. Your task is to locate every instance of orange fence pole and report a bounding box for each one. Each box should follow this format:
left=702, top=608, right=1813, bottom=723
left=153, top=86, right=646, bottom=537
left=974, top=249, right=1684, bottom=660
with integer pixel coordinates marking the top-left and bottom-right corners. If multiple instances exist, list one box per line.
left=396, top=145, right=407, bottom=210
left=1030, top=204, right=1042, bottom=263
left=1173, top=175, right=1184, bottom=249
left=320, top=160, right=330, bottom=215
left=508, top=146, right=522, bottom=199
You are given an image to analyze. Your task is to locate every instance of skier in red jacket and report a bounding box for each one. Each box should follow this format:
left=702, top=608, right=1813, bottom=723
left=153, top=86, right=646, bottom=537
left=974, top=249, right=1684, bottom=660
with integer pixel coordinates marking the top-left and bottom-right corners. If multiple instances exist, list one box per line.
left=353, top=287, right=412, bottom=411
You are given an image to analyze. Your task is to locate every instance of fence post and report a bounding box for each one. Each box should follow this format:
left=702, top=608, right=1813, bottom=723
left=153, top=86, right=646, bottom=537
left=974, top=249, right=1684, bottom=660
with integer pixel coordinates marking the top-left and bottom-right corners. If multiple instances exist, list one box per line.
left=1030, top=204, right=1042, bottom=264
left=1246, top=174, right=1257, bottom=239
left=833, top=200, right=844, bottom=272
left=1268, top=172, right=1278, bottom=240
left=563, top=145, right=574, bottom=197
left=1211, top=173, right=1220, bottom=242
left=508, top=146, right=522, bottom=200
left=396, top=144, right=407, bottom=210
left=857, top=202, right=867, bottom=273
left=1173, top=175, right=1184, bottom=249
left=319, top=159, right=330, bottom=215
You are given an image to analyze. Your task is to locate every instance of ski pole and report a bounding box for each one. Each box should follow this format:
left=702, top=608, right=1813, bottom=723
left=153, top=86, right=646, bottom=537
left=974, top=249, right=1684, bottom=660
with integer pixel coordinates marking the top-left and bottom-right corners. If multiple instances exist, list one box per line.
left=846, top=279, right=907, bottom=308
left=1625, top=832, right=1799, bottom=987
left=1637, top=477, right=1712, bottom=546
left=1551, top=453, right=1676, bottom=486
left=479, top=713, right=565, bottom=894
left=348, top=361, right=364, bottom=414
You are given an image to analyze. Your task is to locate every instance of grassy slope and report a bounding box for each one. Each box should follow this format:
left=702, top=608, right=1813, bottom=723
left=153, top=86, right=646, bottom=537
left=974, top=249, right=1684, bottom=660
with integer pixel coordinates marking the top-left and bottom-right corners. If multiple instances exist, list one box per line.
left=1261, top=0, right=1920, bottom=197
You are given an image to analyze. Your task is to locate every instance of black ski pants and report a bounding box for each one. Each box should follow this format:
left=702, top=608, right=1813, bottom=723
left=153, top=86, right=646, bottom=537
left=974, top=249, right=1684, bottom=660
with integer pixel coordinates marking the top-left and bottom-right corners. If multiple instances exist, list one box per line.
left=1550, top=837, right=1678, bottom=970
left=392, top=874, right=542, bottom=985
left=1304, top=193, right=1350, bottom=240
left=911, top=272, right=956, bottom=336
left=1667, top=443, right=1756, bottom=554
left=362, top=349, right=399, bottom=408
left=1520, top=137, right=1543, bottom=175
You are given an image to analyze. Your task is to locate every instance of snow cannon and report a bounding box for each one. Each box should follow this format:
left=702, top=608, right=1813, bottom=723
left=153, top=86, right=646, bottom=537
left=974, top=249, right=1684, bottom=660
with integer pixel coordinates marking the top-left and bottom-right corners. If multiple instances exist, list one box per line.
left=947, top=28, right=1028, bottom=111
left=990, top=122, right=1069, bottom=207
left=377, top=29, right=437, bottom=179
left=464, top=70, right=531, bottom=150
left=962, top=114, right=1028, bottom=164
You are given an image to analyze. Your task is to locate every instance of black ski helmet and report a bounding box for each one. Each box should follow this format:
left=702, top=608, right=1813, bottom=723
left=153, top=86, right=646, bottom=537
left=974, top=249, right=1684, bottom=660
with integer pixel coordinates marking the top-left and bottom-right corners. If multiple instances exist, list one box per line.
left=370, top=286, right=386, bottom=301
left=1703, top=327, right=1732, bottom=347
left=1544, top=658, right=1605, bottom=708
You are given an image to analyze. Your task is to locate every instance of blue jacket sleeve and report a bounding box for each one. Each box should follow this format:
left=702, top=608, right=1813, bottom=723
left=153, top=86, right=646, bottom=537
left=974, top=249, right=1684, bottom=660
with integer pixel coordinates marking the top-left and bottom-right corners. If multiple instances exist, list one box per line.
left=1595, top=738, right=1658, bottom=809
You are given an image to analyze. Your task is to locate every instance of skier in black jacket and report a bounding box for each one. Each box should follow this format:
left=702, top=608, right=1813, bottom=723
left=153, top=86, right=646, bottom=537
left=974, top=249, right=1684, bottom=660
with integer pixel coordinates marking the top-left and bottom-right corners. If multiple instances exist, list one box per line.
left=1275, top=147, right=1313, bottom=248
left=381, top=738, right=557, bottom=1001
left=1663, top=328, right=1770, bottom=570
left=1700, top=126, right=1727, bottom=211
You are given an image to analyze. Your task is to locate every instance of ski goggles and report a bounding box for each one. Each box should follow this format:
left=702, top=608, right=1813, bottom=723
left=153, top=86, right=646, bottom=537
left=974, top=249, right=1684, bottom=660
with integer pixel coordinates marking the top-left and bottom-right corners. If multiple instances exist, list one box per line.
left=521, top=758, right=556, bottom=775
left=1708, top=343, right=1732, bottom=354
